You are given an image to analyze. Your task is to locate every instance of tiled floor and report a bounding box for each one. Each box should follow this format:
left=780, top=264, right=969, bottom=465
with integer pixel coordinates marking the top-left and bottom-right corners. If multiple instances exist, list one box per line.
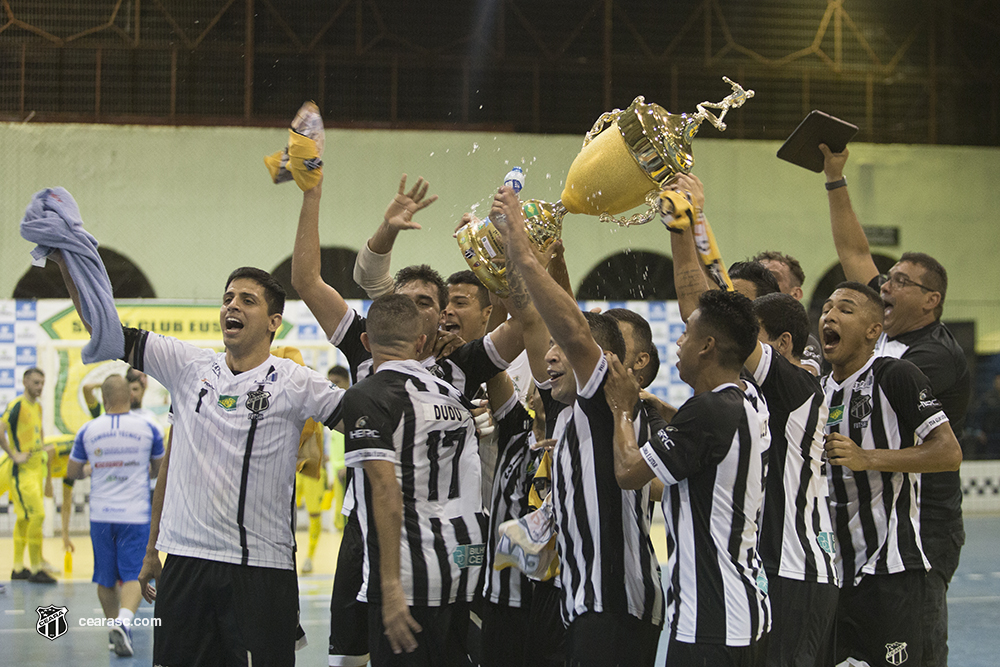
left=2, top=517, right=998, bottom=665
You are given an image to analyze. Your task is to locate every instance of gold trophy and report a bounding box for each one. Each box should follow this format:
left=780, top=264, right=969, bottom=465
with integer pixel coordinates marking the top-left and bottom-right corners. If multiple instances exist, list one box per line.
left=457, top=77, right=753, bottom=295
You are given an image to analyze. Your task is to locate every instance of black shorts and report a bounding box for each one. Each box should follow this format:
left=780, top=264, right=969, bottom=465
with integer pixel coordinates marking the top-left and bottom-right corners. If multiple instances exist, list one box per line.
left=153, top=554, right=298, bottom=667
left=835, top=569, right=926, bottom=667
left=765, top=575, right=838, bottom=667
left=479, top=600, right=532, bottom=667
left=666, top=635, right=768, bottom=667
left=329, top=512, right=370, bottom=665
left=368, top=600, right=471, bottom=667
left=566, top=611, right=662, bottom=667
left=526, top=579, right=566, bottom=667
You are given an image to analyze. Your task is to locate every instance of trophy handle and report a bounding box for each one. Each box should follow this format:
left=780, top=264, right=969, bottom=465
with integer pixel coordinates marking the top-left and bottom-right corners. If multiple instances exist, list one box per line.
left=582, top=97, right=644, bottom=148
left=596, top=191, right=662, bottom=227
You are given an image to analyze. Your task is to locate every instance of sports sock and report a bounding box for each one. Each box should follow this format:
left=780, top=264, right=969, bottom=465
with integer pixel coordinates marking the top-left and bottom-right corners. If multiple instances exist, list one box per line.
left=116, top=609, right=135, bottom=628
left=12, top=518, right=27, bottom=571
left=26, top=515, right=44, bottom=570
left=308, top=514, right=322, bottom=558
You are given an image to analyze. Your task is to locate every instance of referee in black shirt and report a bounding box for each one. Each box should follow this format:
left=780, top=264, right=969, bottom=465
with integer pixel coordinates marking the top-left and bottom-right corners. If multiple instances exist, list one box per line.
left=822, top=145, right=971, bottom=666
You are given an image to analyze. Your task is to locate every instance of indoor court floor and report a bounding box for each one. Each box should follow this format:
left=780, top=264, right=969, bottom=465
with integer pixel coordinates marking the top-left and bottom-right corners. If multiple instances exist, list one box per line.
left=2, top=516, right=998, bottom=666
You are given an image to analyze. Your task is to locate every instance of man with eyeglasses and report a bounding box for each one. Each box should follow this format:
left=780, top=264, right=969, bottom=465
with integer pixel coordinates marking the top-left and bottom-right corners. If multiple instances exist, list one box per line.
left=821, top=144, right=971, bottom=667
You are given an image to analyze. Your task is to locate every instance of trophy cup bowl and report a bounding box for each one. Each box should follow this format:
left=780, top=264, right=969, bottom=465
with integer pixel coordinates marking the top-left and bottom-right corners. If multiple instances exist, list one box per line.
left=562, top=77, right=753, bottom=226
left=456, top=199, right=567, bottom=298
left=456, top=77, right=752, bottom=294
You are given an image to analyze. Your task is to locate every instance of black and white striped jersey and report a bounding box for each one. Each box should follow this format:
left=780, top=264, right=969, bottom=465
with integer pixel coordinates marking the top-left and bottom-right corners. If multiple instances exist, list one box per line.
left=821, top=355, right=949, bottom=585
left=343, top=359, right=485, bottom=607
left=751, top=344, right=837, bottom=585
left=128, top=330, right=344, bottom=570
left=639, top=382, right=770, bottom=646
left=550, top=354, right=665, bottom=627
left=331, top=307, right=508, bottom=518
left=482, top=392, right=537, bottom=608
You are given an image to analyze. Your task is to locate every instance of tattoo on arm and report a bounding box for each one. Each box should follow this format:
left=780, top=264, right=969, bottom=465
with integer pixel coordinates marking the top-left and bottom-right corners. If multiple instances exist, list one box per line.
left=675, top=267, right=707, bottom=298
left=507, top=263, right=531, bottom=311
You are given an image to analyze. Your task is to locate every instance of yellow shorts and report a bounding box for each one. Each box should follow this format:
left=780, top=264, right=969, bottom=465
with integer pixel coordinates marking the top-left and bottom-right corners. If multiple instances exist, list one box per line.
left=296, top=469, right=327, bottom=515
left=8, top=458, right=46, bottom=522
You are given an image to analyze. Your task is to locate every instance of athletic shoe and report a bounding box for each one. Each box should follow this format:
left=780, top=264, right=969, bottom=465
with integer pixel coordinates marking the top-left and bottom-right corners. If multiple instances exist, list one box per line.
left=109, top=625, right=134, bottom=657
left=39, top=560, right=61, bottom=576
left=10, top=569, right=30, bottom=580
left=300, top=557, right=313, bottom=574
left=27, top=570, right=57, bottom=584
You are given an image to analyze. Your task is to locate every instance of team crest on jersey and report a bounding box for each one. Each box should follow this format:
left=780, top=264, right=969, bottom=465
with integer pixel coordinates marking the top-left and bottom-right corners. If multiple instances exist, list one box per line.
left=850, top=393, right=872, bottom=428
left=885, top=641, right=908, bottom=665
left=828, top=405, right=844, bottom=426
left=245, top=390, right=271, bottom=419
left=817, top=531, right=836, bottom=555
left=218, top=395, right=238, bottom=411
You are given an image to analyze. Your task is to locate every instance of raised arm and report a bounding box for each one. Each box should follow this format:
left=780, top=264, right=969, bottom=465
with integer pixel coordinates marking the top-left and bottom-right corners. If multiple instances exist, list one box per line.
left=493, top=188, right=602, bottom=381
left=669, top=176, right=712, bottom=323
left=290, top=179, right=352, bottom=339
left=354, top=175, right=438, bottom=299
left=820, top=144, right=879, bottom=284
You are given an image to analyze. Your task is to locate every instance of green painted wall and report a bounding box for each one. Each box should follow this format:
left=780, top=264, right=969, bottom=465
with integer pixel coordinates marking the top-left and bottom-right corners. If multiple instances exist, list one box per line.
left=2, top=122, right=999, bottom=350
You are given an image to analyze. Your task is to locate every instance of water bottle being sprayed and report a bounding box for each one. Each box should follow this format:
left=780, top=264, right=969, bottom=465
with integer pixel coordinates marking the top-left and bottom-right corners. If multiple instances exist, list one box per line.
left=492, top=166, right=525, bottom=227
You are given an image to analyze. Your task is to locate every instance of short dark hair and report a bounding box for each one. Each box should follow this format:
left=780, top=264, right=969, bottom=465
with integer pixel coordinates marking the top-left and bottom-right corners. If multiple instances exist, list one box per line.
left=394, top=264, right=449, bottom=312
left=900, top=251, right=948, bottom=319
left=366, top=294, right=421, bottom=348
left=753, top=292, right=810, bottom=358
left=605, top=308, right=653, bottom=362
left=582, top=311, right=627, bottom=363
left=833, top=281, right=885, bottom=325
left=696, top=290, right=759, bottom=370
left=327, top=365, right=349, bottom=379
left=636, top=343, right=660, bottom=389
left=125, top=367, right=146, bottom=386
left=447, top=270, right=490, bottom=309
left=225, top=267, right=286, bottom=316
left=23, top=367, right=44, bottom=380
left=752, top=250, right=806, bottom=286
left=728, top=261, right=781, bottom=299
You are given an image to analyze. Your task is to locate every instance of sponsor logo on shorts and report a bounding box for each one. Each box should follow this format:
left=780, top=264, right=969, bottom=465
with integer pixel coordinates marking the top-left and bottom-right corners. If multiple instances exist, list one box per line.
left=885, top=641, right=908, bottom=665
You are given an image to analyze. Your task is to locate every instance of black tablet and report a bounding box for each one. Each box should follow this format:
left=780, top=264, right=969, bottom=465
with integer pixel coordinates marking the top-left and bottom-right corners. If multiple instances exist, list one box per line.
left=777, top=110, right=859, bottom=173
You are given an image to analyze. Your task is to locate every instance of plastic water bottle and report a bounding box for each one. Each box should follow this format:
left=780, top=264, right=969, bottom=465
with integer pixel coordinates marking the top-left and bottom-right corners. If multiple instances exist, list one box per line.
left=504, top=166, right=525, bottom=194
left=489, top=167, right=525, bottom=229
left=64, top=549, right=73, bottom=576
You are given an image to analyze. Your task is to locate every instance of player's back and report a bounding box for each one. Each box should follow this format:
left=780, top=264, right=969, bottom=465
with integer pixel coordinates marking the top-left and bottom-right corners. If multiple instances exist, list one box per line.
left=343, top=359, right=485, bottom=606
left=72, top=411, right=164, bottom=524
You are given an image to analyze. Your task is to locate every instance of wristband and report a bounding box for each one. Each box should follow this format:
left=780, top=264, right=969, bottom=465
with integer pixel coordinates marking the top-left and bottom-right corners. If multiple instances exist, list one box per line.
left=825, top=177, right=847, bottom=191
